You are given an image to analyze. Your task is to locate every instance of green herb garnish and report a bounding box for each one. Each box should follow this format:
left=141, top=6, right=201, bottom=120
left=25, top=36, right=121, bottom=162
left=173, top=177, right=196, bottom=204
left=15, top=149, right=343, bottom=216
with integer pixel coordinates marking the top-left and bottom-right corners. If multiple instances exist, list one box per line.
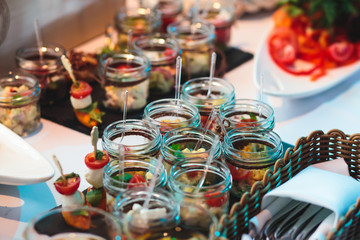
left=95, top=150, right=104, bottom=160
left=112, top=173, right=133, bottom=182
left=249, top=113, right=258, bottom=120
left=77, top=102, right=105, bottom=123
left=170, top=143, right=182, bottom=151
left=86, top=188, right=103, bottom=206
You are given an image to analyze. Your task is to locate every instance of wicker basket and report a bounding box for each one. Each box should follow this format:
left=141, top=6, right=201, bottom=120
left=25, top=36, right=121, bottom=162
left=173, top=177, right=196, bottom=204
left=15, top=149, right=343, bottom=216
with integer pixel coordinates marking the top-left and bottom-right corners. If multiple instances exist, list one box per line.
left=218, top=129, right=360, bottom=240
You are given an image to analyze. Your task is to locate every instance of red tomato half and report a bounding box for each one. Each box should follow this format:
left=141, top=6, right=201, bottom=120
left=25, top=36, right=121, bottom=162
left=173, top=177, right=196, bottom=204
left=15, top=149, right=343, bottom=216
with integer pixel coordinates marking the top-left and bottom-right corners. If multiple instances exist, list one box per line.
left=70, top=81, right=92, bottom=99
left=54, top=173, right=80, bottom=195
left=236, top=118, right=259, bottom=128
left=327, top=41, right=355, bottom=63
left=84, top=151, right=109, bottom=169
left=268, top=27, right=298, bottom=65
left=127, top=174, right=147, bottom=189
left=356, top=42, right=360, bottom=59
left=205, top=192, right=228, bottom=208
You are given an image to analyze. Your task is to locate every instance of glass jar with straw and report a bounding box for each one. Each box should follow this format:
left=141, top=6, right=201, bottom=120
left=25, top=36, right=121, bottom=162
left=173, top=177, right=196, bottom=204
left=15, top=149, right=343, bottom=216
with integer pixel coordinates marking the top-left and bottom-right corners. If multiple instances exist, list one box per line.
left=161, top=126, right=222, bottom=173
left=219, top=99, right=275, bottom=132
left=167, top=18, right=215, bottom=80
left=98, top=50, right=151, bottom=111
left=222, top=128, right=282, bottom=198
left=103, top=155, right=167, bottom=213
left=114, top=6, right=162, bottom=50
left=133, top=33, right=180, bottom=95
left=168, top=158, right=232, bottom=220
left=102, top=119, right=161, bottom=160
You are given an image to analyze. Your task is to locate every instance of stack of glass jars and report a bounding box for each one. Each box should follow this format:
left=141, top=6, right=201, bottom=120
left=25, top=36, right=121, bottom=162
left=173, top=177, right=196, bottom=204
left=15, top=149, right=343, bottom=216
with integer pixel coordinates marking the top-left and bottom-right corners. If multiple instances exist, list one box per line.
left=133, top=33, right=180, bottom=95
left=99, top=50, right=150, bottom=111
left=0, top=71, right=41, bottom=136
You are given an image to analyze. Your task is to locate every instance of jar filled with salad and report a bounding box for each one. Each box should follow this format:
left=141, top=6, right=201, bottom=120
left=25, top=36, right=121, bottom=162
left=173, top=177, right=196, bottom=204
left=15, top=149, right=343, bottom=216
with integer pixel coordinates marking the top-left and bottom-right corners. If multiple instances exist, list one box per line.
left=167, top=19, right=215, bottom=80
left=219, top=99, right=275, bottom=132
left=0, top=72, right=41, bottom=136
left=223, top=128, right=282, bottom=198
left=102, top=119, right=161, bottom=160
left=103, top=155, right=167, bottom=213
left=157, top=0, right=183, bottom=32
left=133, top=33, right=180, bottom=95
left=168, top=159, right=232, bottom=220
left=161, top=126, right=222, bottom=173
left=99, top=51, right=151, bottom=111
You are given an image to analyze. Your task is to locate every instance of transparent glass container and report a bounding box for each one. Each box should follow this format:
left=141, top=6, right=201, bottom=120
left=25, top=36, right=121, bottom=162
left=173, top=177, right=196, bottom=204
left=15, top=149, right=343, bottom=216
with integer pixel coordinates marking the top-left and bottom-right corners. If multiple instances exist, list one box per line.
left=23, top=206, right=121, bottom=240
left=143, top=98, right=201, bottom=135
left=99, top=51, right=151, bottom=111
left=168, top=159, right=232, bottom=220
left=157, top=0, right=183, bottom=32
left=181, top=77, right=235, bottom=129
left=198, top=0, right=235, bottom=48
left=114, top=7, right=162, bottom=49
left=161, top=126, right=222, bottom=173
left=219, top=99, right=275, bottom=132
left=222, top=128, right=282, bottom=198
left=103, top=155, right=167, bottom=213
left=102, top=119, right=161, bottom=160
left=15, top=43, right=67, bottom=105
left=0, top=72, right=41, bottom=137
left=167, top=19, right=215, bottom=80
left=133, top=33, right=180, bottom=94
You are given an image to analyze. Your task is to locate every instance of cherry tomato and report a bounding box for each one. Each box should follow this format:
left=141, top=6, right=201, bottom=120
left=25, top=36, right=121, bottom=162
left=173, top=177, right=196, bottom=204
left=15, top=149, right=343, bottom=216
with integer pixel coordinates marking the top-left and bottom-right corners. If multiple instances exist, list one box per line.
left=127, top=174, right=147, bottom=189
left=54, top=173, right=80, bottom=195
left=85, top=151, right=109, bottom=169
left=236, top=118, right=259, bottom=128
left=205, top=192, right=228, bottom=207
left=327, top=41, right=355, bottom=63
left=227, top=163, right=250, bottom=181
left=356, top=42, right=360, bottom=59
left=70, top=81, right=92, bottom=99
left=268, top=27, right=298, bottom=65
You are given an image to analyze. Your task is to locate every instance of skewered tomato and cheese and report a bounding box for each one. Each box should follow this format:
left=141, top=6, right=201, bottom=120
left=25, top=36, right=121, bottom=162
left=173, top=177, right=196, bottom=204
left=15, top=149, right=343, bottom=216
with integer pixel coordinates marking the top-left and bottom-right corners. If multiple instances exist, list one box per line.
left=53, top=172, right=84, bottom=208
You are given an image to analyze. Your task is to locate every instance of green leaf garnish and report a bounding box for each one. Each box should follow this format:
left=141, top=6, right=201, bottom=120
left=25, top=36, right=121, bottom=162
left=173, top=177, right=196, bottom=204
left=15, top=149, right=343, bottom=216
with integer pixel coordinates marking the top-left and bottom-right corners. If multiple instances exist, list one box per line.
left=170, top=143, right=182, bottom=151
left=77, top=102, right=105, bottom=123
left=95, top=150, right=104, bottom=160
left=112, top=173, right=133, bottom=182
left=72, top=209, right=89, bottom=217
left=249, top=113, right=258, bottom=120
left=86, top=188, right=103, bottom=206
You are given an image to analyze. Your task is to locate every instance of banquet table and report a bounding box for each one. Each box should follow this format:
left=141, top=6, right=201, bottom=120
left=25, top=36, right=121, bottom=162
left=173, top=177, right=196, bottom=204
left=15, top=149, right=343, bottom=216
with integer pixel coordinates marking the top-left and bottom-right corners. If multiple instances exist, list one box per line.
left=1, top=10, right=360, bottom=240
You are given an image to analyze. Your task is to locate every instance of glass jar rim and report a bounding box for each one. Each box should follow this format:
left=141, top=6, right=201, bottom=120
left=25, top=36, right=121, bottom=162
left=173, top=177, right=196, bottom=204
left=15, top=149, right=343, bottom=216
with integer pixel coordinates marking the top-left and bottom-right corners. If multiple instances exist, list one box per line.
left=16, top=42, right=65, bottom=58
left=223, top=127, right=282, bottom=165
left=219, top=99, right=275, bottom=126
left=115, top=7, right=162, bottom=26
left=102, top=119, right=161, bottom=148
left=181, top=77, right=235, bottom=107
left=0, top=71, right=41, bottom=104
left=167, top=19, right=215, bottom=43
left=143, top=98, right=200, bottom=126
left=132, top=33, right=180, bottom=63
left=169, top=159, right=232, bottom=197
left=101, top=51, right=151, bottom=74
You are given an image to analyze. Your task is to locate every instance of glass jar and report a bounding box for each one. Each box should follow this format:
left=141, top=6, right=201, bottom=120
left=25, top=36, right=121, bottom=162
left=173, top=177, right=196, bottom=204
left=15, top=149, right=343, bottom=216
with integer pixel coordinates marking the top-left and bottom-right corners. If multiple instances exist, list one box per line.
left=114, top=7, right=162, bottom=49
left=113, top=187, right=179, bottom=239
left=133, top=33, right=180, bottom=94
left=167, top=19, right=215, bottom=80
left=222, top=128, right=282, bottom=198
left=168, top=159, right=232, bottom=220
left=219, top=99, right=275, bottom=132
left=161, top=126, right=222, bottom=172
left=143, top=98, right=201, bottom=135
left=102, top=119, right=161, bottom=160
left=15, top=43, right=67, bottom=105
left=103, top=155, right=167, bottom=212
left=181, top=77, right=235, bottom=129
left=157, top=0, right=183, bottom=32
left=99, top=51, right=151, bottom=111
left=0, top=72, right=41, bottom=137
left=23, top=206, right=121, bottom=239
left=198, top=0, right=235, bottom=48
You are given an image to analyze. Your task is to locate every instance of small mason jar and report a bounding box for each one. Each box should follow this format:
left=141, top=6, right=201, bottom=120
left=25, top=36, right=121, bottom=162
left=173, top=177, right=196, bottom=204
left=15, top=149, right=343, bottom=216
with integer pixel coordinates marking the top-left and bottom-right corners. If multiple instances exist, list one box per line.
left=103, top=155, right=167, bottom=212
left=15, top=43, right=67, bottom=105
left=181, top=77, right=235, bottom=129
left=198, top=0, right=235, bottom=48
left=161, top=126, right=222, bottom=173
left=0, top=72, right=41, bottom=137
left=222, top=128, right=282, bottom=198
left=168, top=159, right=232, bottom=220
left=133, top=33, right=180, bottom=94
left=99, top=51, right=151, bottom=111
left=143, top=98, right=201, bottom=135
left=157, top=0, right=183, bottom=32
left=219, top=99, right=275, bottom=132
left=167, top=19, right=215, bottom=80
left=102, top=119, right=161, bottom=160
left=114, top=7, right=162, bottom=49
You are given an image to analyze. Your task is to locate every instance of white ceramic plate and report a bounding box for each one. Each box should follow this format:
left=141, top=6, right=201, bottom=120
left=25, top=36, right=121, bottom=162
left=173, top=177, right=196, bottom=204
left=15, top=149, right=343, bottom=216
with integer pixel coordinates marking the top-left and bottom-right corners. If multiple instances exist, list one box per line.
left=0, top=123, right=54, bottom=185
left=253, top=29, right=360, bottom=99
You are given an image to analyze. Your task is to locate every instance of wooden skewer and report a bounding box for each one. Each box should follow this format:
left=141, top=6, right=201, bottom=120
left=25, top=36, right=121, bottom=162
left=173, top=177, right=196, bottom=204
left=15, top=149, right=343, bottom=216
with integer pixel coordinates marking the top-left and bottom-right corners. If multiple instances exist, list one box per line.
left=52, top=154, right=66, bottom=183
left=91, top=126, right=99, bottom=158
